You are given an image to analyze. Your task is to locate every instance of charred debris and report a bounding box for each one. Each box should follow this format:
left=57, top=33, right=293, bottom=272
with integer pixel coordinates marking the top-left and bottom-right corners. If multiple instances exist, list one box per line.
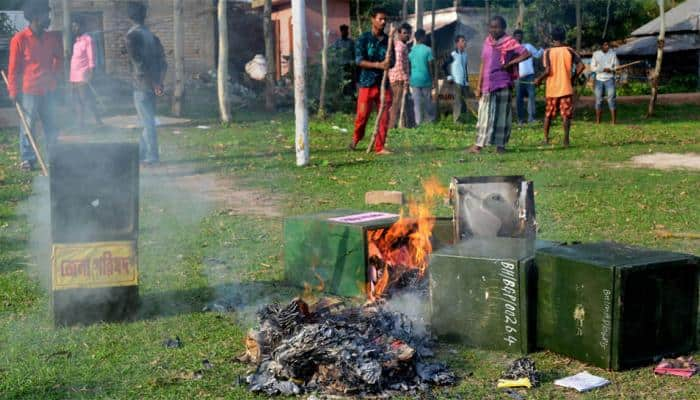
left=238, top=297, right=455, bottom=397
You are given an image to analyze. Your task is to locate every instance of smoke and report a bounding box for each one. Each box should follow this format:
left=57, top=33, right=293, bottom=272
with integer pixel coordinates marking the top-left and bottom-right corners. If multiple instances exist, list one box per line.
left=384, top=290, right=431, bottom=337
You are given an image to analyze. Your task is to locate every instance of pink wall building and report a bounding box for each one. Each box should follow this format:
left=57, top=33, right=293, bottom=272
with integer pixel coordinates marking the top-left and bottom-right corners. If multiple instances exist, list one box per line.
left=254, top=0, right=351, bottom=78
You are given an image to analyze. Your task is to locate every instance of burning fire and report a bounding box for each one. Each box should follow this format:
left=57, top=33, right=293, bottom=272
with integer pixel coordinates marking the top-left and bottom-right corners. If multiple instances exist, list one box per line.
left=367, top=177, right=448, bottom=300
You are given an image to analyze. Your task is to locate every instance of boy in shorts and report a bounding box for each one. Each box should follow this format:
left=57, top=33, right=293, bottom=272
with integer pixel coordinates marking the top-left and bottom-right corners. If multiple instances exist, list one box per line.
left=534, top=27, right=584, bottom=147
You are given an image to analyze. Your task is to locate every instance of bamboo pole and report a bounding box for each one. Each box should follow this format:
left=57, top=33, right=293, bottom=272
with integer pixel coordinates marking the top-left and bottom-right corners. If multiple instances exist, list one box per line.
left=2, top=71, right=48, bottom=176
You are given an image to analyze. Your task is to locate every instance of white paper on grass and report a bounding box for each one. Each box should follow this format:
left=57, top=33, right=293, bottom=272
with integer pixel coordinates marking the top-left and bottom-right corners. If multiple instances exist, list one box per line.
left=554, top=371, right=610, bottom=392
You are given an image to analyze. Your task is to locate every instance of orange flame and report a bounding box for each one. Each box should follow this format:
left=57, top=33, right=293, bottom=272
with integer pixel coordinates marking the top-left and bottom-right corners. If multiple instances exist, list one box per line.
left=367, top=177, right=447, bottom=300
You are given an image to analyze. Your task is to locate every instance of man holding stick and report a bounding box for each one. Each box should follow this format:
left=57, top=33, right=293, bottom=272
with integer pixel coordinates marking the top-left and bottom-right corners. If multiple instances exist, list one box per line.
left=7, top=0, right=62, bottom=171
left=349, top=8, right=394, bottom=155
left=591, top=41, right=619, bottom=124
left=388, top=23, right=411, bottom=130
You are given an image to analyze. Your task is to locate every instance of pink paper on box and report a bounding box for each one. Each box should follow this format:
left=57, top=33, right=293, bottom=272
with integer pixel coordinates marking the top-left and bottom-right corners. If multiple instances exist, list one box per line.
left=328, top=212, right=399, bottom=224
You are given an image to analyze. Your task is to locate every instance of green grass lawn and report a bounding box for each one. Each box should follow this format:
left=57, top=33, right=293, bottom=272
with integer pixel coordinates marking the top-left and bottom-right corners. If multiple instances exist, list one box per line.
left=1, top=103, right=699, bottom=399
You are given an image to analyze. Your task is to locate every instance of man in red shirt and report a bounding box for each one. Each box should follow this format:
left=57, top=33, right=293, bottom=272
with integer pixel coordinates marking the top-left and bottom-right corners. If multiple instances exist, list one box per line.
left=8, top=0, right=62, bottom=171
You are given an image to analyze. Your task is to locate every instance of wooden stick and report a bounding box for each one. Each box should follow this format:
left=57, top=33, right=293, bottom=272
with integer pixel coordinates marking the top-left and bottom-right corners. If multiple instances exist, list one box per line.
left=654, top=229, right=700, bottom=240
left=367, top=25, right=395, bottom=153
left=398, top=83, right=407, bottom=128
left=2, top=70, right=48, bottom=176
left=614, top=60, right=643, bottom=71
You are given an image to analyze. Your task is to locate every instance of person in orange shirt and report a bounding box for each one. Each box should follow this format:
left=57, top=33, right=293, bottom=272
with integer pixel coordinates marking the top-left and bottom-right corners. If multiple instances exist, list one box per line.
left=534, top=27, right=584, bottom=147
left=7, top=0, right=63, bottom=171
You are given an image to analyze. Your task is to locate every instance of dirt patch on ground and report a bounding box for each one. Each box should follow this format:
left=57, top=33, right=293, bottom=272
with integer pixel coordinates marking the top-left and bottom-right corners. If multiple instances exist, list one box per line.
left=629, top=153, right=700, bottom=171
left=146, top=163, right=282, bottom=217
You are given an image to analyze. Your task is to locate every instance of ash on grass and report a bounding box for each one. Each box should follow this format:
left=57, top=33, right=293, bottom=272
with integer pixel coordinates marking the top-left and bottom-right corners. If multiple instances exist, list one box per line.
left=239, top=298, right=455, bottom=397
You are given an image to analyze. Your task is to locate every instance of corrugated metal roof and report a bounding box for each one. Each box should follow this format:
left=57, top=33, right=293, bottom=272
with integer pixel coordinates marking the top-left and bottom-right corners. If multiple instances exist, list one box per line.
left=632, top=0, right=700, bottom=36
left=616, top=33, right=700, bottom=56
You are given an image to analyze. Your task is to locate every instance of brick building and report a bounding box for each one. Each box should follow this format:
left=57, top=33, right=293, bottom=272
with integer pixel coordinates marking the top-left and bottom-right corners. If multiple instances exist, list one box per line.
left=49, top=0, right=217, bottom=85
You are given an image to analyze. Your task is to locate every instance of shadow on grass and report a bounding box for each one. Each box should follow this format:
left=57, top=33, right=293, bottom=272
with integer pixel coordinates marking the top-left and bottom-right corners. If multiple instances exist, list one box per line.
left=134, top=280, right=298, bottom=322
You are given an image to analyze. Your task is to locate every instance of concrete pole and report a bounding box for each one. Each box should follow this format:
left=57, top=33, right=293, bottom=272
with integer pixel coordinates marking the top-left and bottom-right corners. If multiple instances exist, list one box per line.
left=217, top=0, right=231, bottom=123
left=292, top=0, right=309, bottom=166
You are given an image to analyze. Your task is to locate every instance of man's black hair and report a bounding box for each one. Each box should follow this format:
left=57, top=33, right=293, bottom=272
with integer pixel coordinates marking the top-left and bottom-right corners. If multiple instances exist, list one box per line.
left=23, top=0, right=49, bottom=22
left=414, top=29, right=426, bottom=43
left=455, top=34, right=465, bottom=43
left=491, top=15, right=507, bottom=30
left=340, top=24, right=349, bottom=31
left=399, top=22, right=412, bottom=33
left=551, top=26, right=566, bottom=42
left=127, top=1, right=147, bottom=24
left=370, top=7, right=388, bottom=18
left=513, top=29, right=524, bottom=36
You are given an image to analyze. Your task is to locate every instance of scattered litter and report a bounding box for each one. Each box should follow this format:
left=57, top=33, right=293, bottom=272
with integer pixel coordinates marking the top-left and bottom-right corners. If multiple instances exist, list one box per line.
left=162, top=336, right=183, bottom=349
left=503, top=389, right=525, bottom=400
left=240, top=298, right=455, bottom=396
left=202, top=359, right=214, bottom=370
left=499, top=357, right=540, bottom=388
left=654, top=356, right=698, bottom=378
left=554, top=371, right=610, bottom=392
left=172, top=130, right=182, bottom=135
left=90, top=199, right=100, bottom=208
left=197, top=125, right=211, bottom=130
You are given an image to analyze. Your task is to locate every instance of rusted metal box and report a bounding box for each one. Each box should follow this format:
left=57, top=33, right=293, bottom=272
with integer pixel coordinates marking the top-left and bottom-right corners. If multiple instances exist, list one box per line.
left=536, top=242, right=698, bottom=370
left=50, top=141, right=139, bottom=326
left=430, top=238, right=545, bottom=354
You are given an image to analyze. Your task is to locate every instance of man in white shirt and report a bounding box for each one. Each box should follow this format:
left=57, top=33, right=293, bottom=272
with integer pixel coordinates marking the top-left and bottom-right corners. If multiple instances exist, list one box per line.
left=591, top=41, right=619, bottom=124
left=443, top=35, right=470, bottom=123
left=513, top=30, right=543, bottom=124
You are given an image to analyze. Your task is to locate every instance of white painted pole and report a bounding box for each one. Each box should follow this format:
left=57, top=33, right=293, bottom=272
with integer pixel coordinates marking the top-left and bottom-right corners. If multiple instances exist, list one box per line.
left=217, top=0, right=231, bottom=123
left=292, top=0, right=309, bottom=166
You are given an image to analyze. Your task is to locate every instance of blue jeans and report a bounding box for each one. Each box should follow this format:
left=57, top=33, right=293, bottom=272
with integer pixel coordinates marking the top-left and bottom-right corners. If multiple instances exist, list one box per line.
left=19, top=92, right=57, bottom=163
left=594, top=79, right=616, bottom=110
left=515, top=74, right=536, bottom=123
left=133, top=90, right=159, bottom=163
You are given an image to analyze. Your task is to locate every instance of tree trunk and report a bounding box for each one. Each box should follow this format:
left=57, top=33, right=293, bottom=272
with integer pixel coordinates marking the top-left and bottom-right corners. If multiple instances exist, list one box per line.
left=602, top=0, right=612, bottom=39
left=403, top=0, right=408, bottom=21
left=172, top=0, right=185, bottom=116
left=485, top=0, right=491, bottom=22
left=647, top=0, right=665, bottom=117
left=217, top=0, right=231, bottom=123
left=516, top=0, right=525, bottom=29
left=292, top=0, right=309, bottom=166
left=575, top=0, right=582, bottom=52
left=356, top=0, right=361, bottom=36
left=318, top=0, right=328, bottom=118
left=416, top=0, right=424, bottom=30
left=431, top=0, right=438, bottom=113
left=264, top=0, right=276, bottom=111
left=62, top=0, right=71, bottom=83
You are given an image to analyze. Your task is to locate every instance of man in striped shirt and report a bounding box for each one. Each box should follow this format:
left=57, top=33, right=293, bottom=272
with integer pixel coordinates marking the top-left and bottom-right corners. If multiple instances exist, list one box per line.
left=388, top=23, right=412, bottom=129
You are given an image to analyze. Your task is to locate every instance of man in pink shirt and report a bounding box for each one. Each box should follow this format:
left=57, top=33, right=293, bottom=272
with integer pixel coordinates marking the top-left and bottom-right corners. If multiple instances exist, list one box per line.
left=70, top=16, right=102, bottom=128
left=388, top=23, right=411, bottom=129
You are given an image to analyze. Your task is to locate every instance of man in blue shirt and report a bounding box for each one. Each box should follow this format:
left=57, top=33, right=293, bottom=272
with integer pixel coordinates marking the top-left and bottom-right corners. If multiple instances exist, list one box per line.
left=408, top=29, right=434, bottom=125
left=513, top=29, right=543, bottom=124
left=443, top=35, right=470, bottom=123
left=350, top=8, right=395, bottom=154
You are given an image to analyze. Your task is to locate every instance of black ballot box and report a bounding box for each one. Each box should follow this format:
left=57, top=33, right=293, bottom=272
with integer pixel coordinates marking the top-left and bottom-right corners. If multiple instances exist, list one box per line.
left=50, top=141, right=139, bottom=326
